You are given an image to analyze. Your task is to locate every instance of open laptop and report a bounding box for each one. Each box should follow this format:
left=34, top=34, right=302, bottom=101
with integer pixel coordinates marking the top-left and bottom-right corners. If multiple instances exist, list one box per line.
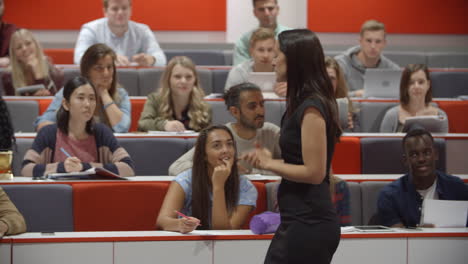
left=363, top=69, right=402, bottom=98
left=247, top=72, right=280, bottom=99
left=402, top=115, right=448, bottom=133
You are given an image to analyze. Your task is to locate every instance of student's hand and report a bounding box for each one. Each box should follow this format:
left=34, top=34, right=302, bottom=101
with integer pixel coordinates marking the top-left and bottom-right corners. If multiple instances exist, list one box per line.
left=0, top=221, right=8, bottom=237
left=274, top=82, right=287, bottom=97
left=347, top=112, right=354, bottom=130
left=64, top=157, right=83, bottom=173
left=32, top=89, right=51, bottom=96
left=164, top=120, right=185, bottom=132
left=0, top=57, right=10, bottom=67
left=115, top=55, right=130, bottom=66
left=212, top=158, right=233, bottom=188
left=242, top=146, right=272, bottom=170
left=353, top=89, right=364, bottom=98
left=178, top=216, right=201, bottom=234
left=132, top=53, right=155, bottom=67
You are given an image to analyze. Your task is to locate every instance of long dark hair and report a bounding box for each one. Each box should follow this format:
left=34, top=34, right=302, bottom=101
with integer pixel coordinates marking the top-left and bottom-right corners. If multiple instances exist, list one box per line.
left=191, top=125, right=240, bottom=229
left=56, top=76, right=96, bottom=135
left=278, top=29, right=342, bottom=142
left=0, top=96, right=15, bottom=150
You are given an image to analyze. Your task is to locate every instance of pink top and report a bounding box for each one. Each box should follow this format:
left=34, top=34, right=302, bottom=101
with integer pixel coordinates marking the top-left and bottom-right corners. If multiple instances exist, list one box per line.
left=54, top=130, right=98, bottom=163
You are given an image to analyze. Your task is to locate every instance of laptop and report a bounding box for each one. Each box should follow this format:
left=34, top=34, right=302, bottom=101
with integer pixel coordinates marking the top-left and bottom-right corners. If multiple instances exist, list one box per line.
left=402, top=115, right=448, bottom=133
left=247, top=72, right=280, bottom=99
left=363, top=69, right=402, bottom=98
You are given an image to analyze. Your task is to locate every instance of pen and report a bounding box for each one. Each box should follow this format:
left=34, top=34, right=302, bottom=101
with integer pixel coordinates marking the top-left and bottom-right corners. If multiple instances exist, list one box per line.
left=175, top=210, right=201, bottom=226
left=60, top=147, right=72, bottom=158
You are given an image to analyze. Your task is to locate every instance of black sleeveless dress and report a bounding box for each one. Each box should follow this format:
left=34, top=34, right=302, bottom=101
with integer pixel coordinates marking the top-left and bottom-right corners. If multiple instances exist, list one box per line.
left=264, top=98, right=340, bottom=264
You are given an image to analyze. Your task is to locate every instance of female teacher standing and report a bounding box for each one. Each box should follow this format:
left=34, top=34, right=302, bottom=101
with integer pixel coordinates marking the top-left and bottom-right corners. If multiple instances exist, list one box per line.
left=244, top=29, right=342, bottom=263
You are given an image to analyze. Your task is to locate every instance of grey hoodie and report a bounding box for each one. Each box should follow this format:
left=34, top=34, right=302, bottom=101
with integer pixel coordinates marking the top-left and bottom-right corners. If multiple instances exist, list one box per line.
left=334, top=45, right=400, bottom=96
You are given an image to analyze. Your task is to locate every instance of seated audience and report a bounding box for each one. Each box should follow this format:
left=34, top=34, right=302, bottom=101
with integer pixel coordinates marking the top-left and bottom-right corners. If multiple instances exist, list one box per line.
left=157, top=125, right=258, bottom=233
left=0, top=186, right=27, bottom=237
left=226, top=28, right=286, bottom=97
left=2, top=29, right=64, bottom=96
left=138, top=56, right=211, bottom=132
left=22, top=76, right=135, bottom=178
left=334, top=19, right=400, bottom=97
left=35, top=43, right=131, bottom=133
left=169, top=82, right=281, bottom=176
left=380, top=64, right=448, bottom=133
left=377, top=127, right=468, bottom=227
left=0, top=0, right=17, bottom=67
left=74, top=0, right=166, bottom=66
left=325, top=56, right=360, bottom=132
left=233, top=0, right=290, bottom=65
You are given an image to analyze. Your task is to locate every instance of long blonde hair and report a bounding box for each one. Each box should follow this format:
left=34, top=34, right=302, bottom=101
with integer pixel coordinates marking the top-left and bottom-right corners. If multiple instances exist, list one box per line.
left=8, top=29, right=52, bottom=94
left=157, top=56, right=211, bottom=131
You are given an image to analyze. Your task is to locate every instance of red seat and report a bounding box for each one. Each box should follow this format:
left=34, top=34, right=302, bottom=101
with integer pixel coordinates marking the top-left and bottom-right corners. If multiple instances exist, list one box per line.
left=332, top=137, right=361, bottom=174
left=73, top=182, right=169, bottom=231
left=44, top=49, right=74, bottom=64
left=130, top=98, right=147, bottom=132
left=437, top=100, right=468, bottom=133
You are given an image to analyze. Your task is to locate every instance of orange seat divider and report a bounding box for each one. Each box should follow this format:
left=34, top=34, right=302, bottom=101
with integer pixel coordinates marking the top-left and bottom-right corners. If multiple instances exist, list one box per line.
left=243, top=182, right=267, bottom=229
left=73, top=182, right=169, bottom=231
left=44, top=49, right=74, bottom=64
left=37, top=98, right=53, bottom=115
left=332, top=137, right=361, bottom=174
left=437, top=100, right=468, bottom=133
left=130, top=98, right=147, bottom=132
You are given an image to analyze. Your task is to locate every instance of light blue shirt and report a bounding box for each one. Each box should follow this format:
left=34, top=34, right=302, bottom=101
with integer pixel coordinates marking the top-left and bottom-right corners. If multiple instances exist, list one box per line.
left=174, top=169, right=258, bottom=217
left=74, top=18, right=166, bottom=66
left=233, top=24, right=291, bottom=66
left=34, top=87, right=131, bottom=133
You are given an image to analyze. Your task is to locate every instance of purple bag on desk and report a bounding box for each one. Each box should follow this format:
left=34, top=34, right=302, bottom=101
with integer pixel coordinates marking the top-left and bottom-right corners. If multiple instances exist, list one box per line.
left=250, top=211, right=281, bottom=234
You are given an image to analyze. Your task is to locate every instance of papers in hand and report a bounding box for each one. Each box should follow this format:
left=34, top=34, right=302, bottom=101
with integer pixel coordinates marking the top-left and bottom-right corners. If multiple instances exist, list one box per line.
left=148, top=130, right=199, bottom=136
left=46, top=167, right=127, bottom=180
left=423, top=199, right=468, bottom=227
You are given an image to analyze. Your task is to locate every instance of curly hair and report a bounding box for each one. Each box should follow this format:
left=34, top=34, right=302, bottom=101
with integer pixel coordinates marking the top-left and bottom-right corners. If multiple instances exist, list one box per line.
left=0, top=96, right=15, bottom=150
left=157, top=56, right=211, bottom=131
left=8, top=29, right=55, bottom=94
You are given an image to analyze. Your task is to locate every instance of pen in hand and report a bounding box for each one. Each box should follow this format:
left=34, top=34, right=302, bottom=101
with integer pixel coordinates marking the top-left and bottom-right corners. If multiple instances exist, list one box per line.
left=175, top=210, right=201, bottom=226
left=60, top=147, right=72, bottom=158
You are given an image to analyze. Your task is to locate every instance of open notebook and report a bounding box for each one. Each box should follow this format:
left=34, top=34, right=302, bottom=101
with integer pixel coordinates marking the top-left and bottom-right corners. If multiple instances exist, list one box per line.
left=46, top=167, right=128, bottom=180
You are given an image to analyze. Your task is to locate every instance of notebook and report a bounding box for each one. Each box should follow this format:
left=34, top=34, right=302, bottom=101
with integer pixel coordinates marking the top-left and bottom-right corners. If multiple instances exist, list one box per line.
left=247, top=72, right=280, bottom=99
left=46, top=167, right=128, bottom=180
left=363, top=69, right=402, bottom=98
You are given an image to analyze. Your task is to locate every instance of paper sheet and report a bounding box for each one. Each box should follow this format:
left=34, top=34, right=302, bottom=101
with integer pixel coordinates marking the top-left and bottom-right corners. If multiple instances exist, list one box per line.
left=423, top=199, right=468, bottom=227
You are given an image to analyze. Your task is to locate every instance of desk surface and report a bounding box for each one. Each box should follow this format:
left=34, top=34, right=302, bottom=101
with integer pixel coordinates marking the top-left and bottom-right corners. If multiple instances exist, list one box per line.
left=4, top=228, right=468, bottom=244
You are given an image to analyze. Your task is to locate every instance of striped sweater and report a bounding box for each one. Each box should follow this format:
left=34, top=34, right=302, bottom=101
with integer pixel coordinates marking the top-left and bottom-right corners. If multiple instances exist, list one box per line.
left=21, top=123, right=135, bottom=178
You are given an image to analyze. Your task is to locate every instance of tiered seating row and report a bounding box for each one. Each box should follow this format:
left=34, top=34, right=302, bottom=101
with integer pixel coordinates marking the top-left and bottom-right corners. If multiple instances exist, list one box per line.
left=11, top=134, right=468, bottom=176
left=2, top=181, right=467, bottom=233
left=43, top=49, right=468, bottom=68
left=5, top=97, right=468, bottom=133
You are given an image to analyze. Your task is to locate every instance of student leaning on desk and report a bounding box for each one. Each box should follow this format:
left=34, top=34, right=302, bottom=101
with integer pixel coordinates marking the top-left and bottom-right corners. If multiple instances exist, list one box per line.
left=157, top=125, right=257, bottom=233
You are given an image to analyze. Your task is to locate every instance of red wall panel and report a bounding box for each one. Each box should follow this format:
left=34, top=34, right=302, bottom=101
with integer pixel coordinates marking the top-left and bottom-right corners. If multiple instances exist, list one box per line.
left=308, top=0, right=468, bottom=34
left=3, top=0, right=226, bottom=31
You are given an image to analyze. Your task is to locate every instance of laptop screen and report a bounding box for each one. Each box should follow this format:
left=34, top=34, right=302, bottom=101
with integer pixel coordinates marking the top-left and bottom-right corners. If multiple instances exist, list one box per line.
left=363, top=69, right=402, bottom=98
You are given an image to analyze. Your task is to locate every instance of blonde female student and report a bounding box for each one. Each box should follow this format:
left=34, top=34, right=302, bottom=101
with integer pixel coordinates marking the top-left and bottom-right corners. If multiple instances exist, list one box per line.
left=2, top=29, right=63, bottom=96
left=157, top=125, right=257, bottom=233
left=138, top=56, right=211, bottom=132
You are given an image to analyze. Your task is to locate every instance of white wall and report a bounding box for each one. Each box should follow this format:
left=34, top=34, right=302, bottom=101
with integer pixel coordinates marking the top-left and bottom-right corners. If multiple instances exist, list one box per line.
left=226, top=0, right=307, bottom=43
